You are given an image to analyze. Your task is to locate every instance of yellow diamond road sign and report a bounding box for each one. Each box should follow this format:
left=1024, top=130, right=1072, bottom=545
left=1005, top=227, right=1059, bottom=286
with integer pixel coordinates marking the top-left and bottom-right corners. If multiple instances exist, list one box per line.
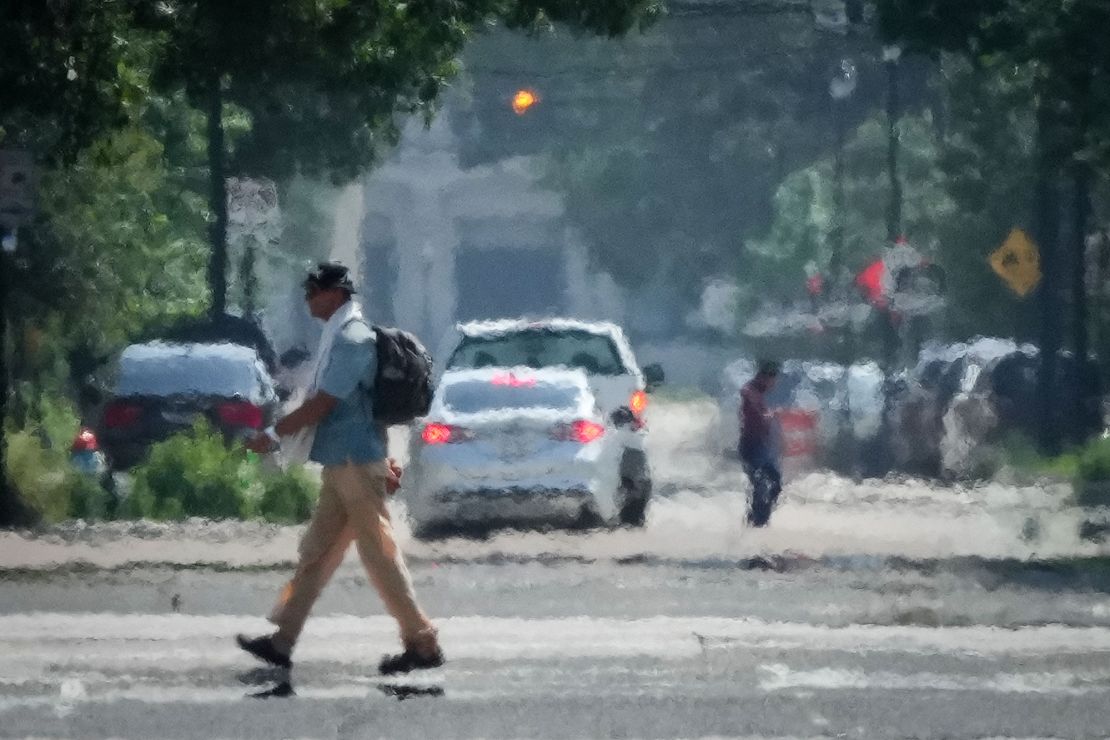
left=989, top=228, right=1041, bottom=297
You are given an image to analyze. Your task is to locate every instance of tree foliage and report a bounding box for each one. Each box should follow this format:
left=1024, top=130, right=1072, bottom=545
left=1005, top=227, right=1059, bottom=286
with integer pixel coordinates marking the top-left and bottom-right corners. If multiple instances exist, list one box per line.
left=876, top=0, right=1110, bottom=166
left=451, top=7, right=916, bottom=314
left=125, top=0, right=662, bottom=315
left=746, top=113, right=953, bottom=301
left=0, top=0, right=663, bottom=525
left=0, top=0, right=135, bottom=160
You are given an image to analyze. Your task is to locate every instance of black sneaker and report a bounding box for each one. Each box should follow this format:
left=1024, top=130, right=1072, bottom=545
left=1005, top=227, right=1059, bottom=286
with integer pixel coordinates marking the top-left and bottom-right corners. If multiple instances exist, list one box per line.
left=378, top=646, right=445, bottom=675
left=236, top=634, right=292, bottom=669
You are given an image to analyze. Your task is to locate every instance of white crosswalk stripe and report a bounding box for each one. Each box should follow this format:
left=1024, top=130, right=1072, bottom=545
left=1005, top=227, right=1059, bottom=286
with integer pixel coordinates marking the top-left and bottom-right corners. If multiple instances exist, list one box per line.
left=5, top=613, right=1110, bottom=709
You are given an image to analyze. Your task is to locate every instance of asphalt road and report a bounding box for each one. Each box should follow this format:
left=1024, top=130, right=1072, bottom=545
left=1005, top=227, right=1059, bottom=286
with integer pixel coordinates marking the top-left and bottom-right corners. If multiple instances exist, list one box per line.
left=2, top=401, right=1109, bottom=738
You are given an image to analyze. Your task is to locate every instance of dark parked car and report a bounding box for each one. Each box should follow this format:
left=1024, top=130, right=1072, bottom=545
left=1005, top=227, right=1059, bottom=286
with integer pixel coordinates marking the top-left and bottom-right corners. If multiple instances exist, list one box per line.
left=96, top=342, right=282, bottom=470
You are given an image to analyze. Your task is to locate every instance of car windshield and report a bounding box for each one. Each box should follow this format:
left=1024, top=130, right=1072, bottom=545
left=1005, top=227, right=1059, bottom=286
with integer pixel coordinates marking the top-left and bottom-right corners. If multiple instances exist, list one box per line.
left=448, top=330, right=626, bottom=376
left=443, top=380, right=581, bottom=414
left=117, top=353, right=259, bottom=398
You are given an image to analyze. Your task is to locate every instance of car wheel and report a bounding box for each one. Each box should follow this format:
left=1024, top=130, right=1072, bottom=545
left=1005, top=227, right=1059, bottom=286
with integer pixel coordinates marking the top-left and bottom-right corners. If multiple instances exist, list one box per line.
left=618, top=475, right=651, bottom=528
left=412, top=522, right=450, bottom=541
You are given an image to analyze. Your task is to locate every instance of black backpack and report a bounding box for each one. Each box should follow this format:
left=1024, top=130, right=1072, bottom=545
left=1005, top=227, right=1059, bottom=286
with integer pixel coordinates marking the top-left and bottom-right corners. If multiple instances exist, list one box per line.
left=370, top=326, right=435, bottom=425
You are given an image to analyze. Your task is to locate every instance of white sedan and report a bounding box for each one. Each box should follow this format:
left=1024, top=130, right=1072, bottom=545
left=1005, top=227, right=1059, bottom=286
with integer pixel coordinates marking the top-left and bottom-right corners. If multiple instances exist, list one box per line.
left=403, top=367, right=632, bottom=538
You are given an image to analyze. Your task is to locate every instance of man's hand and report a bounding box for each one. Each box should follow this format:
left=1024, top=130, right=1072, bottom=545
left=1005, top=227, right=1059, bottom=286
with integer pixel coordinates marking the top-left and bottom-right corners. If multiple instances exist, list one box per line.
left=386, top=457, right=403, bottom=494
left=244, top=433, right=276, bottom=454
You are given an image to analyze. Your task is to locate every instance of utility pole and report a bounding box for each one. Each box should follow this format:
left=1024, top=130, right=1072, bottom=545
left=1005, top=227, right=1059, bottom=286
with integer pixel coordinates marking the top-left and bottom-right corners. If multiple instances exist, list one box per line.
left=828, top=58, right=857, bottom=292
left=0, top=150, right=36, bottom=527
left=0, top=225, right=13, bottom=525
left=207, top=70, right=228, bottom=321
left=883, top=44, right=903, bottom=242
left=1034, top=102, right=1063, bottom=456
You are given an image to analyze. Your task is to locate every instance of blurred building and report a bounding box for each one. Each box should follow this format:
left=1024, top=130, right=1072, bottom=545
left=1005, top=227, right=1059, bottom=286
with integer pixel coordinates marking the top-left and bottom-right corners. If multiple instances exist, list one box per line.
left=350, top=109, right=625, bottom=357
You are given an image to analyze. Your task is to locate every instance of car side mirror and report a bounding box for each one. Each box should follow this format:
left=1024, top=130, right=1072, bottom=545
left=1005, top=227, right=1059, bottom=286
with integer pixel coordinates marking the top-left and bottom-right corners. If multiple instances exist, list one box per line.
left=643, top=363, right=665, bottom=391
left=610, top=407, right=636, bottom=428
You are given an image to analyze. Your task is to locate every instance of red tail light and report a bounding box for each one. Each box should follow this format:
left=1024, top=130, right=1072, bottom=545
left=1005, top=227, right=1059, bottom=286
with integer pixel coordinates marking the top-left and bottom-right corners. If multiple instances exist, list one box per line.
left=552, top=419, right=605, bottom=444
left=217, top=401, right=264, bottom=429
left=422, top=423, right=455, bottom=445
left=572, top=420, right=605, bottom=443
left=630, top=390, right=648, bottom=416
left=103, top=402, right=142, bottom=428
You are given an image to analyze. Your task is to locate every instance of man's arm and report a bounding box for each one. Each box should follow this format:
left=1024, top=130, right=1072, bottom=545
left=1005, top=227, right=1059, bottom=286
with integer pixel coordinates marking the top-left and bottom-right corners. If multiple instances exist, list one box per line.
left=244, top=392, right=338, bottom=453
left=275, top=392, right=338, bottom=437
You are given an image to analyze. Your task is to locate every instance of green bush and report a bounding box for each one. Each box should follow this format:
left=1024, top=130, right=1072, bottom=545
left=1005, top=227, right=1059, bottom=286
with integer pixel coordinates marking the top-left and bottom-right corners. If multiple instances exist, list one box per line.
left=67, top=473, right=116, bottom=520
left=36, top=391, right=82, bottom=452
left=258, top=466, right=318, bottom=524
left=4, top=428, right=114, bottom=523
left=7, top=413, right=321, bottom=524
left=126, top=420, right=257, bottom=520
left=1077, top=437, right=1110, bottom=484
left=124, top=420, right=320, bottom=522
left=997, top=432, right=1080, bottom=481
left=5, top=429, right=73, bottom=522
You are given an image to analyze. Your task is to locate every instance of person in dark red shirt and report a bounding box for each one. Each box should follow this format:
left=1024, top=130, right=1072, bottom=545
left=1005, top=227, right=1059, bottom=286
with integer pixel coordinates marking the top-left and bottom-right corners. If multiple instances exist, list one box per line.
left=739, top=360, right=782, bottom=526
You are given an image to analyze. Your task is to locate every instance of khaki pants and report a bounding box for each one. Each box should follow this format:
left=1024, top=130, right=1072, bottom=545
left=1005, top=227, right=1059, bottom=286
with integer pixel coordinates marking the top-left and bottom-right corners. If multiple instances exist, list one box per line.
left=269, top=460, right=435, bottom=650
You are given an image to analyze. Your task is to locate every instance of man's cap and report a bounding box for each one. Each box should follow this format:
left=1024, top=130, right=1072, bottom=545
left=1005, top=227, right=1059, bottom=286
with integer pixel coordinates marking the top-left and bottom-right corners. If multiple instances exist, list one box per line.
left=304, top=262, right=356, bottom=294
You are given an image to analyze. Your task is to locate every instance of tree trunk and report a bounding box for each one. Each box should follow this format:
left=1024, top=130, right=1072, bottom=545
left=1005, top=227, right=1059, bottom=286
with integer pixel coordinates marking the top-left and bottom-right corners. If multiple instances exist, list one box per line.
left=1034, top=103, right=1063, bottom=456
left=0, top=234, right=34, bottom=528
left=0, top=240, right=14, bottom=526
left=885, top=59, right=903, bottom=243
left=830, top=107, right=846, bottom=287
left=1072, top=164, right=1091, bottom=362
left=1067, top=65, right=1093, bottom=444
left=207, top=72, right=228, bottom=320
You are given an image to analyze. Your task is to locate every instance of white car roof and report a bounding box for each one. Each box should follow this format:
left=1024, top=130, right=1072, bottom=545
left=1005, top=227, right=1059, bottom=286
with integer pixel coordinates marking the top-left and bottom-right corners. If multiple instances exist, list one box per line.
left=452, top=318, right=641, bottom=376
left=457, top=317, right=624, bottom=341
left=121, top=341, right=261, bottom=364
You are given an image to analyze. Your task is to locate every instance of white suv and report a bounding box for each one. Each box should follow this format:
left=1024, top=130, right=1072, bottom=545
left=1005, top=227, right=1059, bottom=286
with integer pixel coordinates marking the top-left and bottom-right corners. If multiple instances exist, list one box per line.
left=431, top=318, right=663, bottom=527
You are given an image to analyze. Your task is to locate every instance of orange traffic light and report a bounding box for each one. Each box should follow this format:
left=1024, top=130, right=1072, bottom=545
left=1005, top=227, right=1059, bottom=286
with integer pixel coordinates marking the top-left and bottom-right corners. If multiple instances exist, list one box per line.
left=511, top=89, right=539, bottom=115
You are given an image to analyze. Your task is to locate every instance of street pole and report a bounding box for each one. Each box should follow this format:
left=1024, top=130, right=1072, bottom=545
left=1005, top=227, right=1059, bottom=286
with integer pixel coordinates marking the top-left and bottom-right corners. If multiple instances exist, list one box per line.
left=828, top=59, right=857, bottom=297
left=0, top=226, right=9, bottom=524
left=0, top=150, right=36, bottom=527
left=1034, top=102, right=1063, bottom=456
left=831, top=104, right=846, bottom=286
left=207, top=71, right=228, bottom=321
left=0, top=225, right=29, bottom=527
left=883, top=45, right=903, bottom=242
left=882, top=45, right=904, bottom=371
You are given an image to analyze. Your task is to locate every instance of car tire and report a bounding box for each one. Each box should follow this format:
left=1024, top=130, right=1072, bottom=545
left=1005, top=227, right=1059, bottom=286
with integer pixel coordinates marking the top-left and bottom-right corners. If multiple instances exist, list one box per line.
left=571, top=504, right=604, bottom=531
left=411, top=522, right=449, bottom=541
left=618, top=475, right=651, bottom=528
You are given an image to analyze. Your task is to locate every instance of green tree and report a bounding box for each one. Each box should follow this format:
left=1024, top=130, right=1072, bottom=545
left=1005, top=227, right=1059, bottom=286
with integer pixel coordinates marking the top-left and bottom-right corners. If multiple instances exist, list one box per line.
left=877, top=0, right=1110, bottom=451
left=0, top=1, right=135, bottom=160
left=130, top=0, right=663, bottom=320
left=746, top=114, right=953, bottom=301
left=928, top=53, right=1038, bottom=340
left=0, top=1, right=662, bottom=526
left=0, top=5, right=183, bottom=527
left=450, top=5, right=910, bottom=320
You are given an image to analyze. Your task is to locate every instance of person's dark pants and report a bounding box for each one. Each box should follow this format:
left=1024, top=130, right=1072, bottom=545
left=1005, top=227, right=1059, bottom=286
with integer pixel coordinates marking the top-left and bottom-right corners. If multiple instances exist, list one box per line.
left=740, top=446, right=782, bottom=522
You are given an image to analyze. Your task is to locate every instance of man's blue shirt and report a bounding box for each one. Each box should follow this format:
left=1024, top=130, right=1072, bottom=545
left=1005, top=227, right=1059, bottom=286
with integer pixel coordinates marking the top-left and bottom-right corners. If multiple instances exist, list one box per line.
left=310, top=317, right=387, bottom=466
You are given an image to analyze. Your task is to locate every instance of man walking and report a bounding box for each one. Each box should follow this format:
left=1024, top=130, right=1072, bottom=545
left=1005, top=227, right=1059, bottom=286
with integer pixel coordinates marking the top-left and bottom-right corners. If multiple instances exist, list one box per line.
left=739, top=360, right=783, bottom=527
left=237, top=262, right=443, bottom=675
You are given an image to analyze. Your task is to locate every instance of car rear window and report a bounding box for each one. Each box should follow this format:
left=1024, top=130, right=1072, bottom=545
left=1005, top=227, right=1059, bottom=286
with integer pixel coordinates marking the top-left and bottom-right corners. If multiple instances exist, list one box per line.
left=443, top=380, right=581, bottom=414
left=117, top=354, right=260, bottom=398
left=448, top=329, right=626, bottom=376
